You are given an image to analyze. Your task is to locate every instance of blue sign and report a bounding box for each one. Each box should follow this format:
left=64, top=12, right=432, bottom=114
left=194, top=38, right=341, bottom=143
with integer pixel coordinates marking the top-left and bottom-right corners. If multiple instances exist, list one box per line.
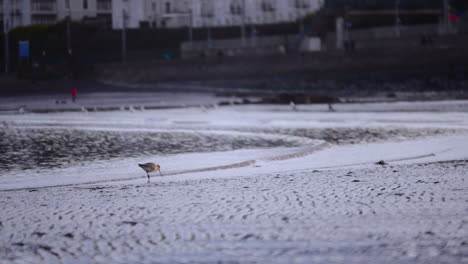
left=19, top=41, right=30, bottom=58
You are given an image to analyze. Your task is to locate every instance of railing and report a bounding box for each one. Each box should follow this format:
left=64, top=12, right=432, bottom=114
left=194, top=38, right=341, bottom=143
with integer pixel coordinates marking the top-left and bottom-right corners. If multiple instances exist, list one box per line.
left=31, top=2, right=57, bottom=12
left=171, top=6, right=190, bottom=14
left=325, top=0, right=443, bottom=9
left=348, top=24, right=441, bottom=40
left=181, top=34, right=302, bottom=58
left=31, top=15, right=57, bottom=25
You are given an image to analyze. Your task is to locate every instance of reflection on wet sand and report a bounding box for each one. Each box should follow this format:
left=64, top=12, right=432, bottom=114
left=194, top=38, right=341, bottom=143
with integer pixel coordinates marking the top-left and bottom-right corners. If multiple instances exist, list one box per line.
left=0, top=128, right=302, bottom=172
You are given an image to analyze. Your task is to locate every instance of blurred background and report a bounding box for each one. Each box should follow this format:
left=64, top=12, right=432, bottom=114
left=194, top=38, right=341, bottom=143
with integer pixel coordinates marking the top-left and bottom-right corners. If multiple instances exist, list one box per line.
left=0, top=0, right=467, bottom=97
left=2, top=3, right=468, bottom=263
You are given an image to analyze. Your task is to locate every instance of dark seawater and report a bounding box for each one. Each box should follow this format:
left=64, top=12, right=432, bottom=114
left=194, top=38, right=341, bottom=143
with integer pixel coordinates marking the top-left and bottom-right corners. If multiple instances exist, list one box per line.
left=0, top=127, right=302, bottom=172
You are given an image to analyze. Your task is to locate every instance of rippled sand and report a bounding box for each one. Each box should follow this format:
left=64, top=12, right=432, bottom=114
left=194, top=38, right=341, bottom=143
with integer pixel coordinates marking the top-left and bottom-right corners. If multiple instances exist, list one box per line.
left=1, top=161, right=467, bottom=263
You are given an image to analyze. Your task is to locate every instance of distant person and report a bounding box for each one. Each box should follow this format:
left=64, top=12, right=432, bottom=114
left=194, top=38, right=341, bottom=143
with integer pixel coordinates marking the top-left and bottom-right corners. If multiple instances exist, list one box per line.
left=427, top=35, right=434, bottom=46
left=421, top=34, right=434, bottom=48
left=345, top=40, right=355, bottom=53
left=71, top=88, right=77, bottom=103
left=31, top=60, right=39, bottom=84
left=251, top=28, right=258, bottom=46
left=278, top=45, right=286, bottom=54
left=290, top=101, right=297, bottom=111
left=420, top=34, right=428, bottom=47
left=350, top=40, right=355, bottom=52
left=344, top=41, right=350, bottom=52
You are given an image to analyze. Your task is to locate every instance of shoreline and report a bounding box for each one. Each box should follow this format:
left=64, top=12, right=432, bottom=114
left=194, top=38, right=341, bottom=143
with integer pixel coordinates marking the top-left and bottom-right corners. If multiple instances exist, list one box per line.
left=1, top=103, right=467, bottom=190
left=1, top=88, right=468, bottom=113
left=1, top=99, right=467, bottom=264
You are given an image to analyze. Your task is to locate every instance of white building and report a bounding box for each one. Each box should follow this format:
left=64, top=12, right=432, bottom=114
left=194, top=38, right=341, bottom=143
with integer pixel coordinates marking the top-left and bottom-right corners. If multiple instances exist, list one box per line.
left=1, top=0, right=321, bottom=30
left=112, top=0, right=323, bottom=29
left=1, top=0, right=112, bottom=30
left=1, top=0, right=29, bottom=29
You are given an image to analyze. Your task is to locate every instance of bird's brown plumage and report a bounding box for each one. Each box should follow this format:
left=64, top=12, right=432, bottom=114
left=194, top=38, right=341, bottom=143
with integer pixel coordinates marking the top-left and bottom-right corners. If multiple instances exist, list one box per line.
left=138, top=163, right=162, bottom=181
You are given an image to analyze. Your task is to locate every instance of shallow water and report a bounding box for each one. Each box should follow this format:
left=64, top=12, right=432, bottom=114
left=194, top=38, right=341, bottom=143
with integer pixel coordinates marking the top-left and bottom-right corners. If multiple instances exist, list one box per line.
left=176, top=126, right=456, bottom=145
left=0, top=127, right=303, bottom=172
left=1, top=123, right=459, bottom=173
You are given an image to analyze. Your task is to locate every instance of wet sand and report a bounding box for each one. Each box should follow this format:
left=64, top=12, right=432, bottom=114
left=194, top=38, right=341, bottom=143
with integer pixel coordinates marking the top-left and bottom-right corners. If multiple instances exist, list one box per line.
left=0, top=102, right=468, bottom=263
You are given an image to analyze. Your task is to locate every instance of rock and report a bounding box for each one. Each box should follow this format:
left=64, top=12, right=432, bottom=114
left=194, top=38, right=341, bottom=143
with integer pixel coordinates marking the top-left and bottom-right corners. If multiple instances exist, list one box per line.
left=376, top=160, right=388, bottom=166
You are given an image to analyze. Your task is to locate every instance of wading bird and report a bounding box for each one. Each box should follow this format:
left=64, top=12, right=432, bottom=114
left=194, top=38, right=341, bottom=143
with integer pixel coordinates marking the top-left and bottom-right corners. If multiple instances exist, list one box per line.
left=138, top=163, right=162, bottom=181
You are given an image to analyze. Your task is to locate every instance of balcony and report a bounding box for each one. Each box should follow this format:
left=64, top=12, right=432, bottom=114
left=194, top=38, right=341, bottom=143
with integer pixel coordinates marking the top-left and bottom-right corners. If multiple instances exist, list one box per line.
left=200, top=0, right=214, bottom=17
left=171, top=6, right=191, bottom=15
left=230, top=5, right=242, bottom=15
left=293, top=0, right=310, bottom=9
left=9, top=9, right=22, bottom=16
left=1, top=1, right=25, bottom=14
left=97, top=0, right=112, bottom=13
left=201, top=7, right=214, bottom=17
left=261, top=2, right=276, bottom=12
left=31, top=1, right=57, bottom=13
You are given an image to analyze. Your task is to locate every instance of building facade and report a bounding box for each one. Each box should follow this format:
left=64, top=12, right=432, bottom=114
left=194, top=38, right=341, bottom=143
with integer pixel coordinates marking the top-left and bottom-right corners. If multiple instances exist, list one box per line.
left=1, top=0, right=322, bottom=30
left=1, top=0, right=112, bottom=30
left=112, top=0, right=323, bottom=29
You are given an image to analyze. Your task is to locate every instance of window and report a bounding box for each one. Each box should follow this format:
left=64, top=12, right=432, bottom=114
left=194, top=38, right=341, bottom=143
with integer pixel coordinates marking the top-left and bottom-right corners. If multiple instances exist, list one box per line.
left=65, top=0, right=70, bottom=9
left=152, top=2, right=156, bottom=11
left=31, top=0, right=56, bottom=11
left=83, top=0, right=88, bottom=9
left=165, top=2, right=171, bottom=13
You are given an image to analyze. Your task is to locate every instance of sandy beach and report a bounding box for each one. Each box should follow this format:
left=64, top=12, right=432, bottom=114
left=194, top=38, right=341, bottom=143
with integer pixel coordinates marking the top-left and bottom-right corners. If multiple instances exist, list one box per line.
left=1, top=98, right=468, bottom=264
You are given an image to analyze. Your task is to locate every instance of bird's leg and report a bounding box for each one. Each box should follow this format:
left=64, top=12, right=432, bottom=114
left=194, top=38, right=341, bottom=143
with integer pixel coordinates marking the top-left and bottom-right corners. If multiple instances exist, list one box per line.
left=159, top=170, right=163, bottom=177
left=147, top=172, right=150, bottom=182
